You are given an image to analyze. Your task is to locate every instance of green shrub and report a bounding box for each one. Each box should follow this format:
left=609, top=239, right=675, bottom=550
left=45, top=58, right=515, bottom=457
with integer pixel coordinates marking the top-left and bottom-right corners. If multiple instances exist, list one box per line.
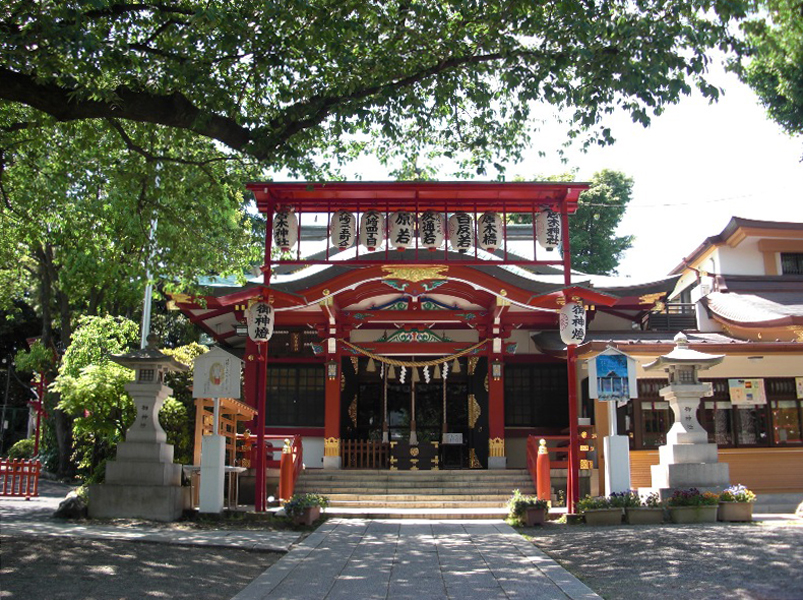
left=283, top=493, right=329, bottom=518
left=507, top=489, right=549, bottom=524
left=7, top=438, right=36, bottom=459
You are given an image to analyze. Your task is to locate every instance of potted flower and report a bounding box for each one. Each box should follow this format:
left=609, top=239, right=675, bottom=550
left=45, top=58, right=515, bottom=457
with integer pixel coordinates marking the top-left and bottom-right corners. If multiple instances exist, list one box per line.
left=624, top=491, right=665, bottom=525
left=507, top=489, right=549, bottom=526
left=718, top=484, right=756, bottom=522
left=577, top=494, right=624, bottom=526
left=667, top=488, right=719, bottom=524
left=283, top=492, right=329, bottom=526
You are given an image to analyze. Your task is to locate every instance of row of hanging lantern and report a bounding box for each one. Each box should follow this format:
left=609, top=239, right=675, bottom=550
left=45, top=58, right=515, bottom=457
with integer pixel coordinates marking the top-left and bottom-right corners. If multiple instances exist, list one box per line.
left=272, top=208, right=562, bottom=253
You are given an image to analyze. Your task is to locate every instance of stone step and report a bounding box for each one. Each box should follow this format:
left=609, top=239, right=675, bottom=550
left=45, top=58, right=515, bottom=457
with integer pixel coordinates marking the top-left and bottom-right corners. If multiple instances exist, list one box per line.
left=321, top=507, right=510, bottom=520
left=328, top=499, right=508, bottom=509
left=294, top=469, right=535, bottom=514
left=753, top=493, right=802, bottom=514
left=322, top=493, right=514, bottom=502
left=296, top=481, right=532, bottom=496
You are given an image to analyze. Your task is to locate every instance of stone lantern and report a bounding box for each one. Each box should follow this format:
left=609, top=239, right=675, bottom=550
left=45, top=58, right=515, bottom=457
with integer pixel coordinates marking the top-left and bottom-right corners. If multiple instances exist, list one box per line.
left=643, top=332, right=730, bottom=496
left=88, top=335, right=189, bottom=521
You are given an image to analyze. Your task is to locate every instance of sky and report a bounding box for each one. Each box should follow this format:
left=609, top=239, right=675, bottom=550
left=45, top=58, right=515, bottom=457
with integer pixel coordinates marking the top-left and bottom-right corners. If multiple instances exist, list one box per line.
left=328, top=64, right=803, bottom=281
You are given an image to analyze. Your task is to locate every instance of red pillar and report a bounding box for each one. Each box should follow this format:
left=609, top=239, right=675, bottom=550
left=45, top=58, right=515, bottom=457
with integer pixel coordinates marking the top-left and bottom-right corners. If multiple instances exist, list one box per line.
left=487, top=351, right=506, bottom=467
left=253, top=340, right=269, bottom=512
left=323, top=350, right=341, bottom=468
left=560, top=201, right=580, bottom=514
left=567, top=344, right=580, bottom=513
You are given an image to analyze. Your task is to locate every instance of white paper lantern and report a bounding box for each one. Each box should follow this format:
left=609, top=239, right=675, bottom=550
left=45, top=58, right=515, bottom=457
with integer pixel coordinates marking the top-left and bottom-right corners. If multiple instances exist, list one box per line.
left=447, top=212, right=473, bottom=253
left=359, top=210, right=385, bottom=251
left=246, top=301, right=274, bottom=342
left=559, top=302, right=586, bottom=346
left=419, top=211, right=445, bottom=251
left=389, top=211, right=415, bottom=251
left=273, top=209, right=298, bottom=253
left=536, top=209, right=562, bottom=251
left=330, top=210, right=356, bottom=251
left=477, top=211, right=502, bottom=252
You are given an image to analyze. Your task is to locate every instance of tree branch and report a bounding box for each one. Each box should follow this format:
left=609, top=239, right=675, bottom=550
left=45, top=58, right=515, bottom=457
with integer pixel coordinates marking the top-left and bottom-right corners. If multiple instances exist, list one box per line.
left=0, top=67, right=254, bottom=155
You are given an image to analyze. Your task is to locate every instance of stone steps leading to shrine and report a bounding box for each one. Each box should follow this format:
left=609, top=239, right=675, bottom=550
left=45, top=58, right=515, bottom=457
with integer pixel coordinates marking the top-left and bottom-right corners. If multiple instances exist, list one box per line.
left=294, top=469, right=536, bottom=518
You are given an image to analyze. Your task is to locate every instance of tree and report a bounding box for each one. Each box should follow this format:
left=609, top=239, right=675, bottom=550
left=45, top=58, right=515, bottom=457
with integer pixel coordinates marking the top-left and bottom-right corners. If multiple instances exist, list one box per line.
left=736, top=0, right=803, bottom=140
left=1, top=1, right=750, bottom=175
left=1, top=111, right=263, bottom=351
left=570, top=169, right=635, bottom=275
left=511, top=169, right=634, bottom=274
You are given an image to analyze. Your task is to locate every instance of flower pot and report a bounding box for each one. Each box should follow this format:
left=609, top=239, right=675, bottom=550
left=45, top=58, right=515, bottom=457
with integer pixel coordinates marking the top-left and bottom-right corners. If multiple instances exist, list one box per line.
left=292, top=505, right=321, bottom=526
left=524, top=507, right=547, bottom=526
left=625, top=507, right=665, bottom=525
left=583, top=508, right=623, bottom=526
left=668, top=505, right=718, bottom=524
left=718, top=502, right=753, bottom=522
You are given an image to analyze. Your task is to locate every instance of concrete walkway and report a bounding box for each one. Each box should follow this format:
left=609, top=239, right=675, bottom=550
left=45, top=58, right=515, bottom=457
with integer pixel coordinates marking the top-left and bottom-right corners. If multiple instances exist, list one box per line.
left=232, top=518, right=601, bottom=600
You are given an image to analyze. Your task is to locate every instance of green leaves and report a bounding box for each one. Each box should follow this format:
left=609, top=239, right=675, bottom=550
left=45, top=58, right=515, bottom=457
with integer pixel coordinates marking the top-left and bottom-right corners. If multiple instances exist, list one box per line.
left=1, top=0, right=752, bottom=173
left=736, top=0, right=803, bottom=139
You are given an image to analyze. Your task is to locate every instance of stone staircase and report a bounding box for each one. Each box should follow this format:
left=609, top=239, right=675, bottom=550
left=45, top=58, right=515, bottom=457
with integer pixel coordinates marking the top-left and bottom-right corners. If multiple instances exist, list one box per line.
left=293, top=469, right=535, bottom=519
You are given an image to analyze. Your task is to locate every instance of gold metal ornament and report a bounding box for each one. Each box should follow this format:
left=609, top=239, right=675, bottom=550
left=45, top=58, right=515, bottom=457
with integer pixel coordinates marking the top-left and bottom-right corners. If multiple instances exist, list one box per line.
left=381, top=265, right=448, bottom=282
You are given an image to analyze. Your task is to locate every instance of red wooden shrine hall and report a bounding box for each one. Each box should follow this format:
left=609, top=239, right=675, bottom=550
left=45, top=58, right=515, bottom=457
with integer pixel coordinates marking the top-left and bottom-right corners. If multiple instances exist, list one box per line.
left=172, top=181, right=677, bottom=514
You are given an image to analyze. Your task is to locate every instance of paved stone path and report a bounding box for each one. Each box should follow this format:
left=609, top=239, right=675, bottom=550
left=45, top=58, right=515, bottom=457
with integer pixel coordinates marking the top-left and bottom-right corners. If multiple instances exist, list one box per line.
left=233, top=519, right=600, bottom=600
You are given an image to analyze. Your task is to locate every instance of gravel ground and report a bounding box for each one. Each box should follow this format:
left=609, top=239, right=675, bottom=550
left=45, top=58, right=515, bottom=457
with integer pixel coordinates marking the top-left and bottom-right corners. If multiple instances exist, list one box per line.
left=0, top=535, right=281, bottom=600
left=527, top=520, right=803, bottom=600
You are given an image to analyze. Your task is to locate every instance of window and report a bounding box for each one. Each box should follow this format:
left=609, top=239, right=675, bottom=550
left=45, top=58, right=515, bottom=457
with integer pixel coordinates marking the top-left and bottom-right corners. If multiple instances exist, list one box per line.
left=632, top=378, right=794, bottom=450
left=266, top=365, right=325, bottom=426
left=780, top=253, right=803, bottom=275
left=504, top=364, right=568, bottom=428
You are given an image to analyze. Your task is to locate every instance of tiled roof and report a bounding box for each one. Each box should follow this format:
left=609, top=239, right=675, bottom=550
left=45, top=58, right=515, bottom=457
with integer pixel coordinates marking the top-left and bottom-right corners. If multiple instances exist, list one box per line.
left=703, top=291, right=803, bottom=327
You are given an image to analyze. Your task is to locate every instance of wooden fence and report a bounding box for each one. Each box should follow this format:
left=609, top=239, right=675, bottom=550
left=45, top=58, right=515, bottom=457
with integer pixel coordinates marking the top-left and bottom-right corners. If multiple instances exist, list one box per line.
left=341, top=440, right=390, bottom=469
left=0, top=458, right=41, bottom=498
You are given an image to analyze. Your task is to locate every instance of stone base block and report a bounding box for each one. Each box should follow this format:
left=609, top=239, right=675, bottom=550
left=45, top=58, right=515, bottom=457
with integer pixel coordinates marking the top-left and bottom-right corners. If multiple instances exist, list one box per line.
left=106, top=459, right=181, bottom=486
left=659, top=442, right=718, bottom=465
left=115, top=441, right=175, bottom=463
left=322, top=455, right=342, bottom=469
left=651, top=461, right=729, bottom=490
left=488, top=456, right=507, bottom=470
left=88, top=484, right=185, bottom=522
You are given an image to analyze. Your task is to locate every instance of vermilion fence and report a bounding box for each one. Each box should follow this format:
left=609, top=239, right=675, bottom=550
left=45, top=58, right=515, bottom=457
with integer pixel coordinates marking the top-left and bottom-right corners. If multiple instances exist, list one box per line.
left=0, top=458, right=41, bottom=498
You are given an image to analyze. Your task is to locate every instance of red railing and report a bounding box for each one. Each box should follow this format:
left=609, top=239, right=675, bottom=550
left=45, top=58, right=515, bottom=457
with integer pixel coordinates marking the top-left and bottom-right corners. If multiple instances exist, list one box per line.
left=0, top=458, right=41, bottom=498
left=279, top=435, right=303, bottom=501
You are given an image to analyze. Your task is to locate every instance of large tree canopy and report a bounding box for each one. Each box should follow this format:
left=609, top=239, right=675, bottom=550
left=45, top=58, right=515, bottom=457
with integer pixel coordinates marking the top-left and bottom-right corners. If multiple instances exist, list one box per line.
left=1, top=0, right=750, bottom=173
left=737, top=0, right=803, bottom=140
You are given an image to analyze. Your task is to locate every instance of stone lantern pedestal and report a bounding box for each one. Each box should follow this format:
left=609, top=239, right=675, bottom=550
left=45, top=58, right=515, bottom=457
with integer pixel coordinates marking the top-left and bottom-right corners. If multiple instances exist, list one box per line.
left=643, top=333, right=730, bottom=499
left=88, top=339, right=189, bottom=522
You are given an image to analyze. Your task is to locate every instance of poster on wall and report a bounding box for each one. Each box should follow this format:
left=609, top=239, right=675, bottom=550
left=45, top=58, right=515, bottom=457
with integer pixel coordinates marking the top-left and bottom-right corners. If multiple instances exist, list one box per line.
left=797, top=377, right=803, bottom=399
left=728, top=378, right=767, bottom=406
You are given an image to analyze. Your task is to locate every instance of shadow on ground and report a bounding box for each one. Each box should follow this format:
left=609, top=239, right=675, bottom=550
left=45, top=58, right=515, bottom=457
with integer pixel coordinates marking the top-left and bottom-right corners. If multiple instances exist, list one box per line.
left=527, top=521, right=803, bottom=600
left=0, top=535, right=280, bottom=600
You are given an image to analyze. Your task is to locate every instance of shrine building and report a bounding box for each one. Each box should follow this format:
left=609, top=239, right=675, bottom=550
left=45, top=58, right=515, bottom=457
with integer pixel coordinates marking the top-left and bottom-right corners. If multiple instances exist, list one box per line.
left=173, top=183, right=803, bottom=513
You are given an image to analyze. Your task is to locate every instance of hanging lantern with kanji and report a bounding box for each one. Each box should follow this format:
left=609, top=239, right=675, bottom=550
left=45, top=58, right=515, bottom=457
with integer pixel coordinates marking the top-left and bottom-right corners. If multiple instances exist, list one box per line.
left=447, top=212, right=473, bottom=253
left=273, top=209, right=298, bottom=253
left=536, top=209, right=562, bottom=252
left=419, top=211, right=445, bottom=251
left=389, top=211, right=415, bottom=251
left=559, top=302, right=586, bottom=346
left=359, top=210, right=385, bottom=251
left=478, top=211, right=502, bottom=252
left=330, top=210, right=356, bottom=251
left=246, top=301, right=274, bottom=342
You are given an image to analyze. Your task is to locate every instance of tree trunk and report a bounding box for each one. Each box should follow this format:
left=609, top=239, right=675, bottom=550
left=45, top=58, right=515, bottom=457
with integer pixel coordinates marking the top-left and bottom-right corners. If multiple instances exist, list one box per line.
left=35, top=243, right=75, bottom=477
